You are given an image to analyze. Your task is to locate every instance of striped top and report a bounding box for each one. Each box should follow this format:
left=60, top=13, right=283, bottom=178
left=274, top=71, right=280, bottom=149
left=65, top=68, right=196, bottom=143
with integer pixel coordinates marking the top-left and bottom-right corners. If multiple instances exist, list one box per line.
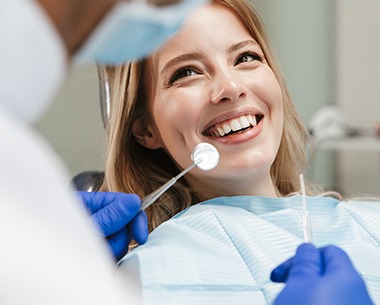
left=118, top=195, right=380, bottom=305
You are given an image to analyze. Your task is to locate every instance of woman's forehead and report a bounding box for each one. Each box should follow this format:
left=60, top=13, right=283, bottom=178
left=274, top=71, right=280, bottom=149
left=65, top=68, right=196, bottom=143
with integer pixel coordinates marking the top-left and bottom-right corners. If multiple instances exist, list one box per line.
left=150, top=3, right=257, bottom=72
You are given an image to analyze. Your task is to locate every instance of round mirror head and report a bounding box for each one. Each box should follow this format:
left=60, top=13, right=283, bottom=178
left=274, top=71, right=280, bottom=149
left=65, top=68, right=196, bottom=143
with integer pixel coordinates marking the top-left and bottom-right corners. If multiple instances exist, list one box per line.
left=191, top=142, right=219, bottom=171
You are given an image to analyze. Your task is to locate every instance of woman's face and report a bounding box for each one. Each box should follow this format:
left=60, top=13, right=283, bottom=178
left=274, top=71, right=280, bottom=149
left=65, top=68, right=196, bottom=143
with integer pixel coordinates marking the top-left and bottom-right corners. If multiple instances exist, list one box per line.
left=138, top=3, right=284, bottom=198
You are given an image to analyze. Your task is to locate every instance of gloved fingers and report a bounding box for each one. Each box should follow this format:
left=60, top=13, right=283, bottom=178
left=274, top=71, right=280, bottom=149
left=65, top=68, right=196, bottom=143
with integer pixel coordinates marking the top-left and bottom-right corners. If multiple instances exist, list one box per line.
left=128, top=210, right=149, bottom=245
left=107, top=212, right=148, bottom=261
left=76, top=191, right=115, bottom=213
left=107, top=227, right=131, bottom=261
left=320, top=245, right=358, bottom=275
left=271, top=243, right=319, bottom=283
left=76, top=191, right=98, bottom=212
left=288, top=243, right=321, bottom=279
left=93, top=194, right=141, bottom=236
left=270, top=257, right=293, bottom=283
left=77, top=191, right=141, bottom=214
left=279, top=243, right=321, bottom=282
left=320, top=245, right=374, bottom=305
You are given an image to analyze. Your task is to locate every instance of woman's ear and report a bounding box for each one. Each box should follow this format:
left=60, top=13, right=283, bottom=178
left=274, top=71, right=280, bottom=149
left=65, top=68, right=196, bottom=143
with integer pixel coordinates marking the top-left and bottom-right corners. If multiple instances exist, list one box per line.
left=132, top=118, right=162, bottom=149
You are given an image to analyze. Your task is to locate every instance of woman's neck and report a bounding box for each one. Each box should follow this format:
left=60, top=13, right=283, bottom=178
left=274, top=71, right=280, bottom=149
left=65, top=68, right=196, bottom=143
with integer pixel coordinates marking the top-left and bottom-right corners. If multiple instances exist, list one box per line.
left=187, top=171, right=279, bottom=201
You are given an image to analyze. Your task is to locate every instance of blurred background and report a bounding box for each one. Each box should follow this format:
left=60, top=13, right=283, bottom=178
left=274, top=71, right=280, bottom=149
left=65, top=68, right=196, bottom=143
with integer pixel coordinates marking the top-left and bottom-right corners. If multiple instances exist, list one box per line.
left=33, top=0, right=380, bottom=197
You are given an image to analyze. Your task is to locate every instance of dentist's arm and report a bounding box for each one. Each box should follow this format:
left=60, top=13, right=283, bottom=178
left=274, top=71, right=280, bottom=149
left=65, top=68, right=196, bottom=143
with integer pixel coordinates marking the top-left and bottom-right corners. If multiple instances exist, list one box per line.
left=77, top=191, right=148, bottom=261
left=36, top=0, right=117, bottom=56
left=271, top=243, right=374, bottom=305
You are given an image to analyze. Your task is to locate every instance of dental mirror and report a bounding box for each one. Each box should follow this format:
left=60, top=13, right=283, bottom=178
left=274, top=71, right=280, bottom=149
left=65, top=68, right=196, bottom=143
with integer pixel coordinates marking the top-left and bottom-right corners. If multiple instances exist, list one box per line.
left=140, top=143, right=219, bottom=211
left=191, top=142, right=220, bottom=171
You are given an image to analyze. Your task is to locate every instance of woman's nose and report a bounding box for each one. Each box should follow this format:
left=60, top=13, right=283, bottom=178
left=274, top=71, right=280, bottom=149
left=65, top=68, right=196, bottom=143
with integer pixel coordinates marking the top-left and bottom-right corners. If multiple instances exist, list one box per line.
left=210, top=70, right=245, bottom=104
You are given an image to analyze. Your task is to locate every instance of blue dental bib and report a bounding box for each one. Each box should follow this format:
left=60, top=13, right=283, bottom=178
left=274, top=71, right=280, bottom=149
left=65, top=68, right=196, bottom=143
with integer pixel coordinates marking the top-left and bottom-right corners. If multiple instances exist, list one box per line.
left=118, top=195, right=380, bottom=305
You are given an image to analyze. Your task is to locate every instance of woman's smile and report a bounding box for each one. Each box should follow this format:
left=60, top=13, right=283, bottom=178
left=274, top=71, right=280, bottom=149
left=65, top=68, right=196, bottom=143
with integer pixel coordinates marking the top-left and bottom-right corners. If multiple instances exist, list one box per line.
left=202, top=110, right=264, bottom=146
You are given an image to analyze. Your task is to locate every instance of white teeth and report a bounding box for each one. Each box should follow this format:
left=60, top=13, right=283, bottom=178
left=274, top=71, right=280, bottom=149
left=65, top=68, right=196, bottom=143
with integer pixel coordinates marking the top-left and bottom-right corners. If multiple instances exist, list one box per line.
left=230, top=119, right=241, bottom=131
left=239, top=116, right=250, bottom=128
left=223, top=124, right=232, bottom=134
left=210, top=114, right=260, bottom=137
left=217, top=127, right=225, bottom=137
left=248, top=115, right=257, bottom=126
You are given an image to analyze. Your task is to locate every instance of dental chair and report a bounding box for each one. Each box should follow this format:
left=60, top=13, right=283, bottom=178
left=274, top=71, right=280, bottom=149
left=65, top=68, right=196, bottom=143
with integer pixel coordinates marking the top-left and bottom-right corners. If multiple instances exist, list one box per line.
left=71, top=67, right=110, bottom=192
left=71, top=170, right=105, bottom=192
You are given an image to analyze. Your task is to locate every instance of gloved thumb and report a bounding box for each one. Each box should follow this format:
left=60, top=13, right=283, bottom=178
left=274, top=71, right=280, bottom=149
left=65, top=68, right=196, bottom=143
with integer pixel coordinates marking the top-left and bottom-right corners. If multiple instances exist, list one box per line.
left=129, top=210, right=148, bottom=245
left=320, top=245, right=355, bottom=275
left=271, top=243, right=321, bottom=283
left=287, top=243, right=321, bottom=280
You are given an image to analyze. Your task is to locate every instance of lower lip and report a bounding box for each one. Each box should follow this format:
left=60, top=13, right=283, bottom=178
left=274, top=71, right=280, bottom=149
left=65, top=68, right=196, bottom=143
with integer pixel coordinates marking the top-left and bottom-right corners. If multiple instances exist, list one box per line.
left=209, top=118, right=264, bottom=145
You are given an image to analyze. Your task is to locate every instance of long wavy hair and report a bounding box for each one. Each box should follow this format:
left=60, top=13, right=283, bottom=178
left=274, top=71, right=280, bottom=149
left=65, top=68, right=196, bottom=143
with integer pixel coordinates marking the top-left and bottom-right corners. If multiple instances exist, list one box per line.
left=100, top=0, right=314, bottom=231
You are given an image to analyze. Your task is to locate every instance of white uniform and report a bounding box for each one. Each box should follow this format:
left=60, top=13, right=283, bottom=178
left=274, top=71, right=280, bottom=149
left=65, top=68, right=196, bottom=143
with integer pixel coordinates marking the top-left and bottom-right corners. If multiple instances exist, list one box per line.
left=0, top=0, right=138, bottom=304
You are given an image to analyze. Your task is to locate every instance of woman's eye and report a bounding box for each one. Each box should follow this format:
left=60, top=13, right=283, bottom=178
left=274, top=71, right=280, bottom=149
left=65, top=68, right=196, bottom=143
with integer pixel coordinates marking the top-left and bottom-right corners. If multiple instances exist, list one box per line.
left=235, top=52, right=263, bottom=65
left=169, top=67, right=197, bottom=84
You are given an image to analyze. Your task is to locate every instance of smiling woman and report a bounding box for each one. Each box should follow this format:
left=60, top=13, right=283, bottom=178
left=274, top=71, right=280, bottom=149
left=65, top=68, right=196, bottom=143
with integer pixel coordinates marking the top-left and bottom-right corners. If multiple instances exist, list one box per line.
left=101, top=0, right=309, bottom=227
left=136, top=2, right=285, bottom=200
left=99, top=0, right=380, bottom=304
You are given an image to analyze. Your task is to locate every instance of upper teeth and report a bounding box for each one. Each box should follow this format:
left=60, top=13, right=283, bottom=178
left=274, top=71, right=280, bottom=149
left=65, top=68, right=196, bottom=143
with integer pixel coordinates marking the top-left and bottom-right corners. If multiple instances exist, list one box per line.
left=212, top=115, right=257, bottom=137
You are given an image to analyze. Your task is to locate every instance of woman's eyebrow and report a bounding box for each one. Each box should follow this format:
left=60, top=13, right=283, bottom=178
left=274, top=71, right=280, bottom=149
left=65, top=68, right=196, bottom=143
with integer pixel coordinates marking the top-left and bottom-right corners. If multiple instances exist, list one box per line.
left=159, top=40, right=259, bottom=77
left=160, top=53, right=202, bottom=77
left=228, top=39, right=259, bottom=53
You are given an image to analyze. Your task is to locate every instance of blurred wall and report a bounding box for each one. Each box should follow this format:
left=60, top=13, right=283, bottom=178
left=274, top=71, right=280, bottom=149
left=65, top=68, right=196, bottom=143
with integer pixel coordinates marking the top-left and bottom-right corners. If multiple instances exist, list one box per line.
left=34, top=65, right=106, bottom=178
left=252, top=0, right=337, bottom=188
left=253, top=0, right=336, bottom=123
left=335, top=0, right=380, bottom=196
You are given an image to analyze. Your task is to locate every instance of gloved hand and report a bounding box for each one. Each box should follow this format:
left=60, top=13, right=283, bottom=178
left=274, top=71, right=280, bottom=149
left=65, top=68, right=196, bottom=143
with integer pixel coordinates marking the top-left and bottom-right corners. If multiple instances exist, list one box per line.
left=77, top=191, right=148, bottom=261
left=271, top=243, right=374, bottom=305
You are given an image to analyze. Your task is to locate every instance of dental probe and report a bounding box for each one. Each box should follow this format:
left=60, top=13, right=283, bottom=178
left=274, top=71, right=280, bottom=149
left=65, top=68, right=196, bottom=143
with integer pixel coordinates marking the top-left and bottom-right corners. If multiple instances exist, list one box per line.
left=300, top=173, right=313, bottom=243
left=140, top=143, right=220, bottom=211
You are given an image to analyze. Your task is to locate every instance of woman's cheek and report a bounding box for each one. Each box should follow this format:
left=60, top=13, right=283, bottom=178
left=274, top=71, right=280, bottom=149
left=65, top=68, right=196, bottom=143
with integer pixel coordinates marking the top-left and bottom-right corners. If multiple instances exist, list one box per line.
left=170, top=89, right=206, bottom=116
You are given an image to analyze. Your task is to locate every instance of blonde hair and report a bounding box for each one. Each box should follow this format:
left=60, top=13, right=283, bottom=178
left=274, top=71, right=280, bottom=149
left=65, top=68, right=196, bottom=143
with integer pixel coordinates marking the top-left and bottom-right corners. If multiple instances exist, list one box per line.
left=101, top=0, right=314, bottom=231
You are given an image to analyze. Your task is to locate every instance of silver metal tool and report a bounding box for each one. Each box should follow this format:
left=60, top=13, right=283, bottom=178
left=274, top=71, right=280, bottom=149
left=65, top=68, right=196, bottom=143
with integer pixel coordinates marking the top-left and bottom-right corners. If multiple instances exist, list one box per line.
left=140, top=143, right=219, bottom=211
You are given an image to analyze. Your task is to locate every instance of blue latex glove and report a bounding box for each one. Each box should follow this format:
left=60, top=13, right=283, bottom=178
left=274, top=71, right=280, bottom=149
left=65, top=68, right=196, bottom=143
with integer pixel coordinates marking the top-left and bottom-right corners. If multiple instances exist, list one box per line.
left=77, top=191, right=148, bottom=261
left=271, top=243, right=374, bottom=305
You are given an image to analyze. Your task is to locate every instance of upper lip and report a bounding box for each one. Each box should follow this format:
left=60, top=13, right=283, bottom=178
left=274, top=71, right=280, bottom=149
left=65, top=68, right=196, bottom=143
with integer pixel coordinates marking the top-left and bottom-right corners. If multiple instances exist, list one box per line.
left=202, top=108, right=263, bottom=135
